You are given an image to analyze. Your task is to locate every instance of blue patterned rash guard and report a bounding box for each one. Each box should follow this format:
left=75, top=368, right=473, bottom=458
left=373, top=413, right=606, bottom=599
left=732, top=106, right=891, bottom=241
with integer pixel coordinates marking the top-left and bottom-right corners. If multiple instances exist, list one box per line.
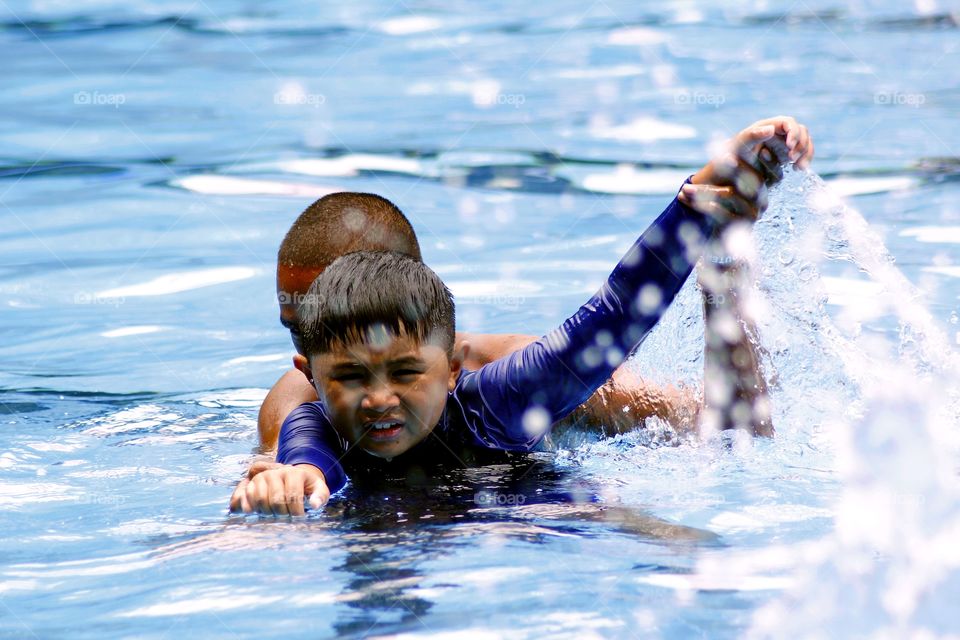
left=277, top=183, right=717, bottom=493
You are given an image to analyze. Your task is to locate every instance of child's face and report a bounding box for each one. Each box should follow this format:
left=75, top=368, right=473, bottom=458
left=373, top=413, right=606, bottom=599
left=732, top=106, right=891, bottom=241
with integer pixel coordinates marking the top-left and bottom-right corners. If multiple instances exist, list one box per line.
left=302, top=329, right=462, bottom=460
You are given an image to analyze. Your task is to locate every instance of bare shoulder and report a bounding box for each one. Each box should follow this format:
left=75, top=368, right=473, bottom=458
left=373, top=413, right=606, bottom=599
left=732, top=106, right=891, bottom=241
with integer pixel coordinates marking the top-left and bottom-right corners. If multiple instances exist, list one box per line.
left=455, top=331, right=538, bottom=368
left=257, top=368, right=319, bottom=453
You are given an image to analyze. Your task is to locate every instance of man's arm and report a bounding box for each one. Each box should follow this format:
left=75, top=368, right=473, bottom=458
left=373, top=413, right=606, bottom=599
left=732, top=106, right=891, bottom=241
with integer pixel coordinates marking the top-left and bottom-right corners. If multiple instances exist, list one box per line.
left=458, top=332, right=536, bottom=369
left=257, top=368, right=318, bottom=454
left=558, top=367, right=700, bottom=437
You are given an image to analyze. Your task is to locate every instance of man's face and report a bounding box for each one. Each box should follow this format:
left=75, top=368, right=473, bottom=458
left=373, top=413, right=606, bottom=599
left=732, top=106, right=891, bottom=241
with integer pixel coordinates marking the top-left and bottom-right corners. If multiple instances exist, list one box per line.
left=304, top=330, right=461, bottom=460
left=277, top=264, right=325, bottom=353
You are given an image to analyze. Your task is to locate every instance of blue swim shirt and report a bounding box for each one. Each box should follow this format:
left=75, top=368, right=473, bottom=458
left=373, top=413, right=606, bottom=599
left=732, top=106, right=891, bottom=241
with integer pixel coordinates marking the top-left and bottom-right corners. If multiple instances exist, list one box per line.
left=277, top=182, right=717, bottom=493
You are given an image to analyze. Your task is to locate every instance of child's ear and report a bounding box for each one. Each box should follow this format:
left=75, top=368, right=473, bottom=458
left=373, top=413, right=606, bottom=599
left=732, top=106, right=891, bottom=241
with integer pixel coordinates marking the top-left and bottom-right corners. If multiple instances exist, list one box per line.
left=448, top=342, right=469, bottom=391
left=293, top=353, right=314, bottom=383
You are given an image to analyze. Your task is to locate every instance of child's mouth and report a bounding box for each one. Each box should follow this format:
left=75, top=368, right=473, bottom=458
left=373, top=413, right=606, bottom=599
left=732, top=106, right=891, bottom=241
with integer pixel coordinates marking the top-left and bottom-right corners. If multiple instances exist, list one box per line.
left=364, top=421, right=404, bottom=441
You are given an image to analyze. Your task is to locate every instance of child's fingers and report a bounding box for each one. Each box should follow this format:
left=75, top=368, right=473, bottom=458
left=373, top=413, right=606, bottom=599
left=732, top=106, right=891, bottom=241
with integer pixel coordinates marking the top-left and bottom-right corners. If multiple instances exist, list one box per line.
left=266, top=472, right=289, bottom=516
left=799, top=137, right=815, bottom=170
left=247, top=460, right=282, bottom=480
left=752, top=116, right=807, bottom=160
left=756, top=115, right=797, bottom=141
left=681, top=184, right=758, bottom=222
left=239, top=489, right=252, bottom=514
left=717, top=189, right=759, bottom=221
left=736, top=124, right=776, bottom=150
left=250, top=472, right=281, bottom=515
left=784, top=121, right=797, bottom=152
left=708, top=153, right=771, bottom=199
left=246, top=476, right=267, bottom=514
left=247, top=475, right=273, bottom=515
left=756, top=146, right=783, bottom=185
left=794, top=126, right=814, bottom=169
left=759, top=134, right=791, bottom=165
left=732, top=126, right=776, bottom=165
left=305, top=474, right=330, bottom=510
left=284, top=473, right=306, bottom=517
left=228, top=479, right=249, bottom=513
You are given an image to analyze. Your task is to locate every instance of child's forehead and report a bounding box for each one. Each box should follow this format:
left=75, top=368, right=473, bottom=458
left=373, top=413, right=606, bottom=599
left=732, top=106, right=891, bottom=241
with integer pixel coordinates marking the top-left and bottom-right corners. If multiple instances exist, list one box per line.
left=320, top=324, right=446, bottom=362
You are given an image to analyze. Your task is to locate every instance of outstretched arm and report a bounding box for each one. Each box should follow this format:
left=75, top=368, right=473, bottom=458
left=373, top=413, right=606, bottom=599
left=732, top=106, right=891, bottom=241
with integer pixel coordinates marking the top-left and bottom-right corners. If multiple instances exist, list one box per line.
left=454, top=185, right=719, bottom=450
left=457, top=117, right=812, bottom=447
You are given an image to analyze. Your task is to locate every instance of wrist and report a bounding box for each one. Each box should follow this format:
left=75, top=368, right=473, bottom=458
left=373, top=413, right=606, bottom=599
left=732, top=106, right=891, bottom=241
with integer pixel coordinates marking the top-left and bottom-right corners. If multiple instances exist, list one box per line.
left=294, top=463, right=325, bottom=481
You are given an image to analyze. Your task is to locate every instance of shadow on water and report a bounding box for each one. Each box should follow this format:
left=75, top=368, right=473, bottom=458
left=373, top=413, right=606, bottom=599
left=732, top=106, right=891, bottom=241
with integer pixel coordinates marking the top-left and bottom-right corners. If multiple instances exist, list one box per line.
left=328, top=461, right=721, bottom=635
left=147, top=457, right=718, bottom=636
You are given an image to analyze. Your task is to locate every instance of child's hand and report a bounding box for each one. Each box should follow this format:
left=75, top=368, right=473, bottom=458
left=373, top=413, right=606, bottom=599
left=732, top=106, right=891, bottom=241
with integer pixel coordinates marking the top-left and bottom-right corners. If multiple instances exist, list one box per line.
left=228, top=459, right=283, bottom=512
left=682, top=116, right=814, bottom=223
left=228, top=463, right=329, bottom=516
left=753, top=115, right=814, bottom=171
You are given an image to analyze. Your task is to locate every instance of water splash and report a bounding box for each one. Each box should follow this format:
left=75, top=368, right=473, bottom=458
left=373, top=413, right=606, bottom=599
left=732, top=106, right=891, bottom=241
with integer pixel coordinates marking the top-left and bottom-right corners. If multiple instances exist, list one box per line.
left=622, top=167, right=960, bottom=636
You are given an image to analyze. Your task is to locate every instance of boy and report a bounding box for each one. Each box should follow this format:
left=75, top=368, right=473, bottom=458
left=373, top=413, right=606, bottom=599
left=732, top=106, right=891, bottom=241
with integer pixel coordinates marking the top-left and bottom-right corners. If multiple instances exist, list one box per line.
left=232, top=165, right=750, bottom=515
left=256, top=116, right=812, bottom=451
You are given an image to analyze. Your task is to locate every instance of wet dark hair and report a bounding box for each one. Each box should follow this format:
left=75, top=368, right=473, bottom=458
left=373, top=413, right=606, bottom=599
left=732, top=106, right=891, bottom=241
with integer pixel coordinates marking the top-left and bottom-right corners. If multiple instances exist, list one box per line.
left=278, top=192, right=421, bottom=270
left=299, top=251, right=455, bottom=358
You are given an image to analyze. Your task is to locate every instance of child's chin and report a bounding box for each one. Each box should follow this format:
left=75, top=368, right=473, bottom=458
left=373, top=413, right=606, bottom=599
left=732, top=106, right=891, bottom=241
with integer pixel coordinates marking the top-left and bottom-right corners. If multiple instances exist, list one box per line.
left=362, top=438, right=411, bottom=459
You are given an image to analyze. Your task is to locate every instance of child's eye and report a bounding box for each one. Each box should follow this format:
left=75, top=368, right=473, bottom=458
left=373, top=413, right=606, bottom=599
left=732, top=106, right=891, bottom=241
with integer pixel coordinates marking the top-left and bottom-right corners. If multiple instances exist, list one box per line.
left=392, top=369, right=421, bottom=380
left=333, top=373, right=364, bottom=383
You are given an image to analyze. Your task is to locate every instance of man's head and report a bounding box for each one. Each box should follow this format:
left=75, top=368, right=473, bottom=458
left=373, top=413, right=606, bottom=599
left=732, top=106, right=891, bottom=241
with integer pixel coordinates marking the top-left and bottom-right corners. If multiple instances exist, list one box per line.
left=292, top=251, right=466, bottom=461
left=277, top=192, right=421, bottom=352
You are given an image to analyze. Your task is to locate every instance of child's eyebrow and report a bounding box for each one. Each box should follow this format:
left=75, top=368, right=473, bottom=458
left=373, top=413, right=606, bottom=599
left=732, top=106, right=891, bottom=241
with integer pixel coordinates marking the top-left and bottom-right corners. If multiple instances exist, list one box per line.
left=388, top=355, right=425, bottom=367
left=329, top=361, right=364, bottom=372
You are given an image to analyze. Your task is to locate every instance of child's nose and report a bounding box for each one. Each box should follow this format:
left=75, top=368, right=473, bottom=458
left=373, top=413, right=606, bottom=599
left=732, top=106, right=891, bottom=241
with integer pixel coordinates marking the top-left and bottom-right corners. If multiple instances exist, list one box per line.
left=361, top=383, right=400, bottom=411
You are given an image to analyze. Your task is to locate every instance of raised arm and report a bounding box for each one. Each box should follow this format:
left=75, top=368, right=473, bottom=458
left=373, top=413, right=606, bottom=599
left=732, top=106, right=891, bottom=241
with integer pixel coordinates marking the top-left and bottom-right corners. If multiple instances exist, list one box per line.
left=454, top=184, right=717, bottom=450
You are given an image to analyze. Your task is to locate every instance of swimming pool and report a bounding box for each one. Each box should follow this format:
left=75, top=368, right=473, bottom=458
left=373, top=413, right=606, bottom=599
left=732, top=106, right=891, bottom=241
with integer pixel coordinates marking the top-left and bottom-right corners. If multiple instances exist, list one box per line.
left=2, top=1, right=959, bottom=637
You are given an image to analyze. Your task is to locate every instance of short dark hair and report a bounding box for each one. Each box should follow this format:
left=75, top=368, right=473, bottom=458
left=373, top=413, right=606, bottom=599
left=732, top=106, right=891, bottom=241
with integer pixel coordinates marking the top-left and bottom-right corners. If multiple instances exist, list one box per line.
left=299, top=251, right=455, bottom=358
left=278, top=192, right=421, bottom=270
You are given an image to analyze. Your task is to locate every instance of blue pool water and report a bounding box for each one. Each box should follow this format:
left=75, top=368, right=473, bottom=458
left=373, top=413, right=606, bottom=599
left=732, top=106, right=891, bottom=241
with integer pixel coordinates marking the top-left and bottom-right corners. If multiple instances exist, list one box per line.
left=2, top=1, right=959, bottom=637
